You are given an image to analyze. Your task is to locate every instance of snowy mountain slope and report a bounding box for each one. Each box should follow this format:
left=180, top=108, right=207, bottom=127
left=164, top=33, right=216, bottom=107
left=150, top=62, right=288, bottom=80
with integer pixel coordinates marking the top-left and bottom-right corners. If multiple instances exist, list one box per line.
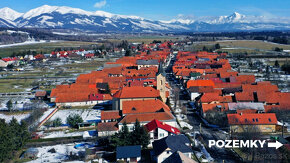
left=0, top=5, right=289, bottom=32
left=0, top=7, right=23, bottom=21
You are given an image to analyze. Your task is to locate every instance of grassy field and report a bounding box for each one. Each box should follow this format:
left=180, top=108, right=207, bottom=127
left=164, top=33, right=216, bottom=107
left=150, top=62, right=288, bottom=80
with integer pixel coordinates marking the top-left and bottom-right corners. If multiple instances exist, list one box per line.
left=189, top=40, right=290, bottom=54
left=217, top=40, right=290, bottom=51
left=0, top=41, right=97, bottom=58
left=0, top=79, right=35, bottom=93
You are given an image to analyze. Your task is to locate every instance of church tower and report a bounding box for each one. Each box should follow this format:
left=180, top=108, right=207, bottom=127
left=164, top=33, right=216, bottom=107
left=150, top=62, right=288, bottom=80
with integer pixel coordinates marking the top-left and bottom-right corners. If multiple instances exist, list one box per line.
left=157, top=62, right=167, bottom=102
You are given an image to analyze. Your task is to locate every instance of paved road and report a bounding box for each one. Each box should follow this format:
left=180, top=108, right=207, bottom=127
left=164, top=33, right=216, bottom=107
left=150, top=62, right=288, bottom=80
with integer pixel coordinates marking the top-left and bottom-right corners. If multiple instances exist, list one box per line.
left=166, top=53, right=241, bottom=163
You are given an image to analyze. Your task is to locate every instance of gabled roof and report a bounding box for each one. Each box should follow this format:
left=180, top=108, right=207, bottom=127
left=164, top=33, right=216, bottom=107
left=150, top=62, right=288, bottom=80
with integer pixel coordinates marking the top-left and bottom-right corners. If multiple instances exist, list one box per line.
left=116, top=145, right=141, bottom=159
left=144, top=119, right=180, bottom=135
left=235, top=92, right=254, bottom=102
left=153, top=135, right=192, bottom=156
left=97, top=122, right=118, bottom=132
left=227, top=113, right=277, bottom=125
left=187, top=80, right=215, bottom=88
left=101, top=111, right=121, bottom=120
left=119, top=111, right=174, bottom=124
left=200, top=93, right=232, bottom=103
left=113, top=86, right=160, bottom=99
left=122, top=99, right=170, bottom=114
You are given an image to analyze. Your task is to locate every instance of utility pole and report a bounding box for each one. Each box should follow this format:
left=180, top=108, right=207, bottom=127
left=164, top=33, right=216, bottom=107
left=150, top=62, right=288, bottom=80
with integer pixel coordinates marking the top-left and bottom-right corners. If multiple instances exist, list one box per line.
left=200, top=123, right=202, bottom=133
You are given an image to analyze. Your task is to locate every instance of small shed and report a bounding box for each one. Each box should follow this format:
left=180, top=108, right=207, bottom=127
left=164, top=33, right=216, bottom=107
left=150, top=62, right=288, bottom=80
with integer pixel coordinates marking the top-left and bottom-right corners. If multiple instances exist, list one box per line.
left=116, top=145, right=141, bottom=162
left=35, top=90, right=47, bottom=100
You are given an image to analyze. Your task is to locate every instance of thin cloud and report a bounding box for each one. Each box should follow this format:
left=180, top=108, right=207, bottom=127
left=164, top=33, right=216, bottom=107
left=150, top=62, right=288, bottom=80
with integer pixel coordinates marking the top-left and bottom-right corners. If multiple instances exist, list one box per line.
left=94, top=0, right=107, bottom=8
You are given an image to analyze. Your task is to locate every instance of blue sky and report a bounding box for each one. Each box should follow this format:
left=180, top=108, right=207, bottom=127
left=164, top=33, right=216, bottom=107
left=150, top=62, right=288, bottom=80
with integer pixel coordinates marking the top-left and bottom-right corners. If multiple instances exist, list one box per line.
left=1, top=0, right=290, bottom=20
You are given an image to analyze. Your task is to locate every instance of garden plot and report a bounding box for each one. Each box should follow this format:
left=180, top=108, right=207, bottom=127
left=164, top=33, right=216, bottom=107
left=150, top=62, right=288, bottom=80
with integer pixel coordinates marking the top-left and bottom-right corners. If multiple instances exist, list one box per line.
left=50, top=109, right=101, bottom=124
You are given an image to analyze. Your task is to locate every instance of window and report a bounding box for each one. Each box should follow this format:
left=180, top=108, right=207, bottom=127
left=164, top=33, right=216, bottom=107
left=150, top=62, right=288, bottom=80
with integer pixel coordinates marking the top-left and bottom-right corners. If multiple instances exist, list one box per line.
left=159, top=133, right=164, bottom=137
left=256, top=118, right=259, bottom=122
left=269, top=118, right=272, bottom=122
left=252, top=119, right=255, bottom=122
left=245, top=119, right=248, bottom=122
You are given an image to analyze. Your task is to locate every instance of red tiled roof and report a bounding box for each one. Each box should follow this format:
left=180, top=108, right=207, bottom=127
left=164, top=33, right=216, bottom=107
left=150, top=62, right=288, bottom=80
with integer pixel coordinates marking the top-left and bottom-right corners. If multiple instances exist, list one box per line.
left=235, top=92, right=254, bottom=102
left=227, top=113, right=277, bottom=125
left=200, top=93, right=232, bottom=103
left=113, top=86, right=160, bottom=99
left=119, top=111, right=174, bottom=124
left=101, top=111, right=121, bottom=120
left=122, top=99, right=170, bottom=114
left=236, top=75, right=256, bottom=84
left=144, top=119, right=180, bottom=135
left=187, top=80, right=215, bottom=88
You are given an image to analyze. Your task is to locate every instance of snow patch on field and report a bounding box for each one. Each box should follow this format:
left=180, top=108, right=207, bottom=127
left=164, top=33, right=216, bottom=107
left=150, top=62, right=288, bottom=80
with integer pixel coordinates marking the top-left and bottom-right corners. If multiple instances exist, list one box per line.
left=27, top=143, right=85, bottom=163
left=50, top=109, right=101, bottom=124
left=42, top=131, right=84, bottom=139
left=0, top=113, right=30, bottom=122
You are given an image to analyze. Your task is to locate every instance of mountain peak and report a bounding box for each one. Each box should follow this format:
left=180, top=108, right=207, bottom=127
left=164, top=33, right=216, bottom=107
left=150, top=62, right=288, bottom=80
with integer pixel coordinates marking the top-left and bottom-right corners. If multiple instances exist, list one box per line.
left=0, top=7, right=23, bottom=20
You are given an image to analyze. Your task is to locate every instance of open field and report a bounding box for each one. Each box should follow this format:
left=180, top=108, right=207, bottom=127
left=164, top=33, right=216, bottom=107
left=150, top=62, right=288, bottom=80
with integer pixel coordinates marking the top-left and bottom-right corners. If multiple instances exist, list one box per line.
left=217, top=40, right=290, bottom=50
left=0, top=41, right=97, bottom=58
left=108, top=35, right=179, bottom=44
left=0, top=79, right=35, bottom=93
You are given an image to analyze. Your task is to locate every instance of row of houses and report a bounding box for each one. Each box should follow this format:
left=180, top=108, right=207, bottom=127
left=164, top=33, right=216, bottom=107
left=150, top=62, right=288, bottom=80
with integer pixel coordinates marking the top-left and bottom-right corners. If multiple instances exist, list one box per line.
left=172, top=51, right=289, bottom=133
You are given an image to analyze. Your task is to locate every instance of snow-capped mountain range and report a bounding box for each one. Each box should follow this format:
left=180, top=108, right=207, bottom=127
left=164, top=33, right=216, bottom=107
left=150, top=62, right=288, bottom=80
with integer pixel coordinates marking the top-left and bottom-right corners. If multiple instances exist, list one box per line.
left=0, top=5, right=290, bottom=32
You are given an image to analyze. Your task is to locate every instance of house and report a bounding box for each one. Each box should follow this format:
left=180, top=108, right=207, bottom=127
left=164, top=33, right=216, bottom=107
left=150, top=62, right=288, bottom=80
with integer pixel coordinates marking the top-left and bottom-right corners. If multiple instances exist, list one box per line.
left=35, top=90, right=47, bottom=100
left=162, top=151, right=198, bottom=163
left=101, top=110, right=121, bottom=122
left=97, top=122, right=118, bottom=137
left=116, top=145, right=141, bottom=162
left=227, top=113, right=277, bottom=133
left=122, top=99, right=170, bottom=115
left=186, top=80, right=215, bottom=89
left=118, top=111, right=176, bottom=132
left=187, top=86, right=214, bottom=101
left=152, top=135, right=193, bottom=163
left=136, top=59, right=159, bottom=69
left=144, top=119, right=180, bottom=146
left=112, top=86, right=160, bottom=110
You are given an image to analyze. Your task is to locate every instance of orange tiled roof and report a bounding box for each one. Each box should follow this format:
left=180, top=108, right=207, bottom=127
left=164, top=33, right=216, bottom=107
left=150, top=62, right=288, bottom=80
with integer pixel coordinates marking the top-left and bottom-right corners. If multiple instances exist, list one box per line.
left=113, top=86, right=160, bottom=99
left=236, top=75, right=256, bottom=84
left=200, top=93, right=232, bottom=103
left=101, top=110, right=121, bottom=120
left=227, top=113, right=277, bottom=125
left=122, top=99, right=170, bottom=114
left=119, top=111, right=174, bottom=124
left=187, top=80, right=215, bottom=88
left=235, top=92, right=254, bottom=102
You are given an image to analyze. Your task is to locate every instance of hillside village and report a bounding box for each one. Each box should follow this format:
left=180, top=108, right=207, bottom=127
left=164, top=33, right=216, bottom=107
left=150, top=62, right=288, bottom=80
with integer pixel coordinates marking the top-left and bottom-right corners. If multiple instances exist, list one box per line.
left=0, top=40, right=289, bottom=162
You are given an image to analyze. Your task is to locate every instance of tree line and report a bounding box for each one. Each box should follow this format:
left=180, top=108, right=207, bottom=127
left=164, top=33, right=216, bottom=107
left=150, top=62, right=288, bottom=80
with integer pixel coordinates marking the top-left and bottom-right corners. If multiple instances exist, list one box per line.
left=0, top=118, right=30, bottom=162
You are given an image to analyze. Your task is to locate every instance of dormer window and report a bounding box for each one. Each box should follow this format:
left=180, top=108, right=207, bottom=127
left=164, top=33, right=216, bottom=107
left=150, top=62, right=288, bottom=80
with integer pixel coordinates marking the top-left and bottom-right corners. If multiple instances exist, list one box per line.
left=268, top=118, right=271, bottom=122
left=132, top=107, right=136, bottom=111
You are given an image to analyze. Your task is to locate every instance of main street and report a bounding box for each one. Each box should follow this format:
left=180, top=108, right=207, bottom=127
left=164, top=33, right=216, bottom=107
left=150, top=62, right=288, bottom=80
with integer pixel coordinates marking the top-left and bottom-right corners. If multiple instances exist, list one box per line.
left=165, top=52, right=241, bottom=163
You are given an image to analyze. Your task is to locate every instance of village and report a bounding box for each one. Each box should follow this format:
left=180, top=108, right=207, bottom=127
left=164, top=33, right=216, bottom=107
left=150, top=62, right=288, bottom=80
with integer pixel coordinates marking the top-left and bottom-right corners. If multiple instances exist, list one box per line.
left=0, top=40, right=289, bottom=163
